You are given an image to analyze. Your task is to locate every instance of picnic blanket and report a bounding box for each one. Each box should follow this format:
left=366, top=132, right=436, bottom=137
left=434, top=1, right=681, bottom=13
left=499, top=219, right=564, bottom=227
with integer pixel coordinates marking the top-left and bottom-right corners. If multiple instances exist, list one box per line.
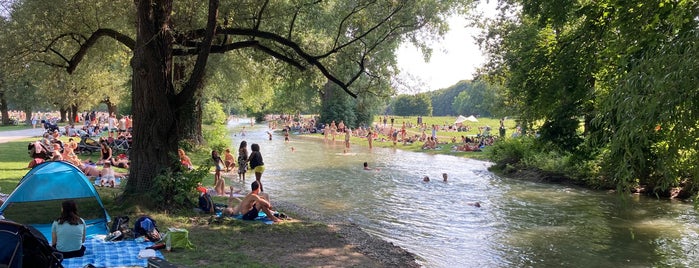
left=229, top=210, right=276, bottom=225
left=61, top=235, right=165, bottom=268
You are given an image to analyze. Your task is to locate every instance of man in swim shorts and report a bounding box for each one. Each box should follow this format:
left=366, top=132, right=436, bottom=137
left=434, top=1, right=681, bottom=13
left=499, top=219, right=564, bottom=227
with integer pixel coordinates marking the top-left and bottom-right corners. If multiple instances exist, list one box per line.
left=238, top=181, right=281, bottom=223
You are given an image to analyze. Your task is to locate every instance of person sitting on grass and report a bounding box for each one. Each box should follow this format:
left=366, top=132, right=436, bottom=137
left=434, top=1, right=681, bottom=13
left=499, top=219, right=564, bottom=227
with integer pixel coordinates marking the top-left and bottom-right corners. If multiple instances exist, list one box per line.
left=237, top=181, right=281, bottom=223
left=99, top=162, right=116, bottom=187
left=224, top=148, right=236, bottom=173
left=51, top=200, right=86, bottom=259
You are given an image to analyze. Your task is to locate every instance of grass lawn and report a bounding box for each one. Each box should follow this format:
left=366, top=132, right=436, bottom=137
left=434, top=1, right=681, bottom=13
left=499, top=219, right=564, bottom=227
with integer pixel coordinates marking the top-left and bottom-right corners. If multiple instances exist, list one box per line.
left=0, top=124, right=32, bottom=131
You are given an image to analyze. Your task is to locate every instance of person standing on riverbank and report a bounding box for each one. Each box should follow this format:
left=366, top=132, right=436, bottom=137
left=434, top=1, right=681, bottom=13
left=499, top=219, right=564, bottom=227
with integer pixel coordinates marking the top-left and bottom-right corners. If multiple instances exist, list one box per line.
left=249, top=143, right=265, bottom=192
left=237, top=141, right=248, bottom=183
left=367, top=129, right=373, bottom=149
left=344, top=128, right=351, bottom=149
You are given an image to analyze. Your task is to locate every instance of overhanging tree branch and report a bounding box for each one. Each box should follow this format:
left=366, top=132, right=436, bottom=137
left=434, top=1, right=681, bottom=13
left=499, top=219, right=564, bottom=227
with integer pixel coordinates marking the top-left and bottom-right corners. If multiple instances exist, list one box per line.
left=65, top=28, right=135, bottom=74
left=175, top=0, right=219, bottom=107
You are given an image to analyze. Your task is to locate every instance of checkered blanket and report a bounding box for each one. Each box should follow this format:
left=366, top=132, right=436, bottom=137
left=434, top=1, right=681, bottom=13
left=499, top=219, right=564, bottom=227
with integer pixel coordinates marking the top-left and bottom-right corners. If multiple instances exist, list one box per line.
left=61, top=236, right=165, bottom=268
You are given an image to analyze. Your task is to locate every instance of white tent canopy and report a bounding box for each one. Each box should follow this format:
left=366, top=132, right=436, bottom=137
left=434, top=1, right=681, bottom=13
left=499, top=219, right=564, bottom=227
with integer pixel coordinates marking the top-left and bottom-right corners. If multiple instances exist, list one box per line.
left=455, top=115, right=478, bottom=124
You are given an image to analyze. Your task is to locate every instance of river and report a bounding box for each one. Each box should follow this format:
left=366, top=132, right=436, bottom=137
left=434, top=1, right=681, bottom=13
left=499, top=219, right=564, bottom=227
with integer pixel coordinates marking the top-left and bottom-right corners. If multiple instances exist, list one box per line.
left=227, top=119, right=699, bottom=267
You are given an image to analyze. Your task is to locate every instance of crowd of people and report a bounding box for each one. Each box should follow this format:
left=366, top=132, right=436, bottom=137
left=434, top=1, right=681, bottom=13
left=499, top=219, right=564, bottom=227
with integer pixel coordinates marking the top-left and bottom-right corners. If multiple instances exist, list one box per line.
left=27, top=112, right=132, bottom=188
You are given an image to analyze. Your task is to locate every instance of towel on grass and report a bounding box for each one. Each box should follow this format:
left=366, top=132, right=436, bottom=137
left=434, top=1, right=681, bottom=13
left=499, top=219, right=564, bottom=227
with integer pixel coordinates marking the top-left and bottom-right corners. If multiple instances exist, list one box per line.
left=61, top=236, right=165, bottom=268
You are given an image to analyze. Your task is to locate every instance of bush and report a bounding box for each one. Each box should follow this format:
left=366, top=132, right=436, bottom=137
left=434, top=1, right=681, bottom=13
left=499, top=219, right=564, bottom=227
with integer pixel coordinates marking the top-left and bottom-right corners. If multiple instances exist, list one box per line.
left=203, top=124, right=228, bottom=153
left=487, top=137, right=537, bottom=170
left=202, top=101, right=227, bottom=125
left=149, top=165, right=209, bottom=210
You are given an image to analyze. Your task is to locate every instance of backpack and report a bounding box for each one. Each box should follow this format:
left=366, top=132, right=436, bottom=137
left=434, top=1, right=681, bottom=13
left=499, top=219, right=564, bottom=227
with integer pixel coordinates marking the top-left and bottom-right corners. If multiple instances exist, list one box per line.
left=198, top=193, right=214, bottom=213
left=133, top=216, right=161, bottom=242
left=0, top=220, right=63, bottom=268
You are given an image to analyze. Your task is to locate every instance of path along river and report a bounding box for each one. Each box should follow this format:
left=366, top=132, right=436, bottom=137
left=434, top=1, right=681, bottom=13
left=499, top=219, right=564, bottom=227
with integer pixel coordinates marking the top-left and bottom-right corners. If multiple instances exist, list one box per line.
left=232, top=120, right=698, bottom=267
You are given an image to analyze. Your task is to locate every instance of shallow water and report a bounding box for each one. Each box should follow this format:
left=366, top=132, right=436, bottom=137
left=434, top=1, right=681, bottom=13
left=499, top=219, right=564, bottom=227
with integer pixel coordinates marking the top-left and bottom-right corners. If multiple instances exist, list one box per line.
left=227, top=120, right=699, bottom=267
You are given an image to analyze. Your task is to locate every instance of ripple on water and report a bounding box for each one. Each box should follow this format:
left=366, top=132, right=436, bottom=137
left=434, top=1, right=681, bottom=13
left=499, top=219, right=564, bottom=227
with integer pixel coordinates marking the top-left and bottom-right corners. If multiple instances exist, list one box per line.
left=230, top=122, right=699, bottom=268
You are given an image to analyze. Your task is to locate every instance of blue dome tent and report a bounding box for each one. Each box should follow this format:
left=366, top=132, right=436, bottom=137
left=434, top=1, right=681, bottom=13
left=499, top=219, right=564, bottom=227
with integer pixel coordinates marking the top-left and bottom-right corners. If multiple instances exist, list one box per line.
left=0, top=161, right=110, bottom=240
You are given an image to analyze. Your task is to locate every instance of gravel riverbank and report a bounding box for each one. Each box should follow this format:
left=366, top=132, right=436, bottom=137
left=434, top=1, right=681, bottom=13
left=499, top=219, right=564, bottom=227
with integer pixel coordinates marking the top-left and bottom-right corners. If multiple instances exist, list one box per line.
left=275, top=201, right=421, bottom=267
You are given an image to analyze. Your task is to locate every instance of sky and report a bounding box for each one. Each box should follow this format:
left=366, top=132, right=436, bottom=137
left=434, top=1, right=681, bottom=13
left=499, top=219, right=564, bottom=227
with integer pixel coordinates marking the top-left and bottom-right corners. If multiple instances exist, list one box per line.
left=396, top=2, right=498, bottom=93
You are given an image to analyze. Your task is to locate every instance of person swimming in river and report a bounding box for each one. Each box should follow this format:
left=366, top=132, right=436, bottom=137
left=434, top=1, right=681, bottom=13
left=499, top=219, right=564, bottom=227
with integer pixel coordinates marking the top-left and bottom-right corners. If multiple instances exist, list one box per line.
left=423, top=176, right=430, bottom=182
left=362, top=162, right=380, bottom=171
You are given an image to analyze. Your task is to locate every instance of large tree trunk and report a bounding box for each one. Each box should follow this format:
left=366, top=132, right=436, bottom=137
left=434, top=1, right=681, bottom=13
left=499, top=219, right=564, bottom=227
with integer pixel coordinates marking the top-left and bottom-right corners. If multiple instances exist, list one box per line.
left=70, top=105, right=79, bottom=124
left=173, top=61, right=204, bottom=145
left=126, top=0, right=178, bottom=196
left=23, top=108, right=32, bottom=126
left=0, top=91, right=9, bottom=126
left=104, top=98, right=117, bottom=116
left=59, top=108, right=68, bottom=123
left=176, top=94, right=204, bottom=145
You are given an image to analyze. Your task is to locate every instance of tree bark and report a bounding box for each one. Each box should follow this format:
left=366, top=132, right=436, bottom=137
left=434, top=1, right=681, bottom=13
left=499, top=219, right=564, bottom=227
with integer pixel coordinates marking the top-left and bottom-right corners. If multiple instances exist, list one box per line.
left=59, top=108, right=67, bottom=123
left=70, top=104, right=79, bottom=124
left=173, top=62, right=204, bottom=145
left=176, top=94, right=204, bottom=146
left=0, top=92, right=8, bottom=126
left=126, top=0, right=179, bottom=195
left=23, top=108, right=32, bottom=126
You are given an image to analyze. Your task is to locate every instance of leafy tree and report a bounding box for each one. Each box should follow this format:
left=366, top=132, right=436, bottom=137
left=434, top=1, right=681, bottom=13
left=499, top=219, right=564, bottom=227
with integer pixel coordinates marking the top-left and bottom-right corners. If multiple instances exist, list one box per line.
left=392, top=93, right=432, bottom=116
left=452, top=80, right=498, bottom=117
left=10, top=0, right=469, bottom=207
left=482, top=0, right=699, bottom=195
left=427, top=80, right=470, bottom=116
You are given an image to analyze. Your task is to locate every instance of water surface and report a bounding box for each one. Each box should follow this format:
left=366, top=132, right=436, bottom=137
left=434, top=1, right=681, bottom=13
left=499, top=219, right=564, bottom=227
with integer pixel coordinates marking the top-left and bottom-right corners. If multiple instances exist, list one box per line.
left=227, top=120, right=699, bottom=267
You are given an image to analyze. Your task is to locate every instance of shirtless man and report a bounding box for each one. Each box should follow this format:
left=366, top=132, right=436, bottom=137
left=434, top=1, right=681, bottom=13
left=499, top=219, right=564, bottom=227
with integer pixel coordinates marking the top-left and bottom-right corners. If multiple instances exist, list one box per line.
left=226, top=181, right=281, bottom=223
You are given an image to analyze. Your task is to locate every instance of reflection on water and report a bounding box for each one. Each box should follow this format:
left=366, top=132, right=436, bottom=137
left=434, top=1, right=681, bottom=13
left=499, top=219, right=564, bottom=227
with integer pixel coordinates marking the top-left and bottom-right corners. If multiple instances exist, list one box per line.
left=227, top=120, right=699, bottom=267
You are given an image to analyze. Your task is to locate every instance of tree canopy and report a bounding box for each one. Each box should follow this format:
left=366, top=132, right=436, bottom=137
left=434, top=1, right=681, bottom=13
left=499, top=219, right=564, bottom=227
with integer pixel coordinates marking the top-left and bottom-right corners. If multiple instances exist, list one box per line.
left=0, top=0, right=472, bottom=207
left=481, top=0, right=699, bottom=194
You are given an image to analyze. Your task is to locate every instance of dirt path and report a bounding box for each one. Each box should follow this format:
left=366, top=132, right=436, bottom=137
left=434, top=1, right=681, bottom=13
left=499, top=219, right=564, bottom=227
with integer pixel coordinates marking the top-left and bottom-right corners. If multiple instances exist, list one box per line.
left=0, top=128, right=45, bottom=144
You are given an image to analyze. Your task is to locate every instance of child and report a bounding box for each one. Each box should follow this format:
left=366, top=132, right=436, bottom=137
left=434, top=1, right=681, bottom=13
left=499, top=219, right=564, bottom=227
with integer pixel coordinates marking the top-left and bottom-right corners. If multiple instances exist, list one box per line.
left=249, top=143, right=265, bottom=192
left=212, top=150, right=225, bottom=196
left=237, top=141, right=248, bottom=183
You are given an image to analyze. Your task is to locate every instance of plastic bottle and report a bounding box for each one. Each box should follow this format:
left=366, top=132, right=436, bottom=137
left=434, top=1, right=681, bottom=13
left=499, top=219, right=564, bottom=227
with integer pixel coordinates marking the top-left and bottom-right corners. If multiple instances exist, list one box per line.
left=165, top=233, right=171, bottom=252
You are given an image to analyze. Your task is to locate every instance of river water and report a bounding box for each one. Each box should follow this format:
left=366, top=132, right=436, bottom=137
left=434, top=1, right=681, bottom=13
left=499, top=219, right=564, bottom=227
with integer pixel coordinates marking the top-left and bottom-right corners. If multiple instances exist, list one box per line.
left=227, top=120, right=699, bottom=267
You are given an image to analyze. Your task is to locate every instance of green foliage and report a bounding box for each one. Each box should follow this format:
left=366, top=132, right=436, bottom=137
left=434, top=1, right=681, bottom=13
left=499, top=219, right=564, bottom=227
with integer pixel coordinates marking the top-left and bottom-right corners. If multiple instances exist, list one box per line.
left=320, top=85, right=359, bottom=127
left=481, top=0, right=699, bottom=195
left=148, top=166, right=209, bottom=210
left=427, top=81, right=467, bottom=116
left=202, top=101, right=227, bottom=125
left=488, top=137, right=537, bottom=170
left=452, top=81, right=500, bottom=117
left=391, top=93, right=432, bottom=116
left=203, top=124, right=228, bottom=153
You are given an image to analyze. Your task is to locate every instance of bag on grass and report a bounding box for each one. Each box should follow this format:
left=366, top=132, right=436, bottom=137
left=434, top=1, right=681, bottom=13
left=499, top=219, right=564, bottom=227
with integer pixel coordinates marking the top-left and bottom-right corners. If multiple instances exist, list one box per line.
left=0, top=220, right=63, bottom=268
left=198, top=193, right=215, bottom=213
left=133, top=216, right=162, bottom=242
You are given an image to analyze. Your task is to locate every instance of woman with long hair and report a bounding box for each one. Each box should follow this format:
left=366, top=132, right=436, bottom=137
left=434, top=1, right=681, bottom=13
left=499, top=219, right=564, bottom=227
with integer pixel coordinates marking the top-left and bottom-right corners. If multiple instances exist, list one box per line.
left=51, top=200, right=86, bottom=258
left=237, top=141, right=249, bottom=183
